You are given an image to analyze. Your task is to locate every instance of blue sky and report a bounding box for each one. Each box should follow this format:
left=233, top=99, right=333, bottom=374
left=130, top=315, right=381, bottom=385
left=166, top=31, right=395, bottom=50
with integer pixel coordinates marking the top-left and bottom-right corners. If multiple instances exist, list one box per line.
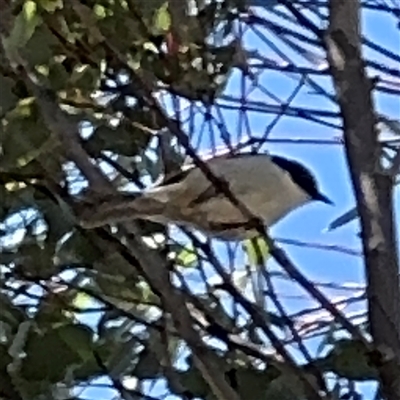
left=78, top=3, right=399, bottom=399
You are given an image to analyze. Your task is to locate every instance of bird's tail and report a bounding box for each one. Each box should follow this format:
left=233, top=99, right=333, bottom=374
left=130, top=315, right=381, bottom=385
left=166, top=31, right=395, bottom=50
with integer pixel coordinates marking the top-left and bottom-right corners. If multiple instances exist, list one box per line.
left=77, top=193, right=166, bottom=229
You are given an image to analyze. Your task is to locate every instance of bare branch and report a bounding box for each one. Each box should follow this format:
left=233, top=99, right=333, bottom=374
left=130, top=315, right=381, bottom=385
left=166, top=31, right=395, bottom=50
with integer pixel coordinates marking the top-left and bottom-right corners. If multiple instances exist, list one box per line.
left=325, top=0, right=400, bottom=397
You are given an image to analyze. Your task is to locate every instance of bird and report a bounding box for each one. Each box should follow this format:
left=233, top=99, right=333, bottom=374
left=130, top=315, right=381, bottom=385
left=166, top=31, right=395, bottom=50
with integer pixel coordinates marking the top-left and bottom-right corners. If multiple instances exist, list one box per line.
left=78, top=152, right=332, bottom=240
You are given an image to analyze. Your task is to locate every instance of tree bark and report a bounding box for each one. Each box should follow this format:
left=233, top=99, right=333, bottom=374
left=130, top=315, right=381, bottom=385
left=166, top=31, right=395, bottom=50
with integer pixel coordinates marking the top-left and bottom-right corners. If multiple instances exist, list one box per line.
left=325, top=0, right=400, bottom=398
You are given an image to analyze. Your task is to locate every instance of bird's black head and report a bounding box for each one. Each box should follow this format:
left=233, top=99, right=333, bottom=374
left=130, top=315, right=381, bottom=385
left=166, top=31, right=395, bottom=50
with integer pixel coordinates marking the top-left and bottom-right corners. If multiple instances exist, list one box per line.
left=271, top=155, right=333, bottom=204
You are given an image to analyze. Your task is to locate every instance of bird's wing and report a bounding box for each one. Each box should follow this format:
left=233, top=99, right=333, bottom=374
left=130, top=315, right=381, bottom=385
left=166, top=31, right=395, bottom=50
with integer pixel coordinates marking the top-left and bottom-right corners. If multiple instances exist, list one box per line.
left=158, top=151, right=264, bottom=187
left=187, top=184, right=221, bottom=208
left=77, top=192, right=166, bottom=229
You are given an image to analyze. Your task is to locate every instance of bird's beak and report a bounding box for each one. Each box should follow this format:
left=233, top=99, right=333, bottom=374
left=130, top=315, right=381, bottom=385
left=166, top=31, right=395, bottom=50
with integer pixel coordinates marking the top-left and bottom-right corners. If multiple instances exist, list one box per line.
left=316, top=193, right=334, bottom=205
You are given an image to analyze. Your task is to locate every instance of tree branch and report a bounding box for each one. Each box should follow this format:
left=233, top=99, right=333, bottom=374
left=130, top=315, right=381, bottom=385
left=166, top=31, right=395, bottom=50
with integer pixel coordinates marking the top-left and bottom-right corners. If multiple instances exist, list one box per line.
left=325, top=0, right=400, bottom=398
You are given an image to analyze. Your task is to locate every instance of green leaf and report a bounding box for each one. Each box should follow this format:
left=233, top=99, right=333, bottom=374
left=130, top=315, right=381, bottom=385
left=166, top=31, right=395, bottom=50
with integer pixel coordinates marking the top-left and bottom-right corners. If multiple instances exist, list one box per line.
left=87, top=121, right=150, bottom=157
left=153, top=2, right=171, bottom=33
left=69, top=65, right=101, bottom=95
left=0, top=294, right=26, bottom=328
left=176, top=244, right=198, bottom=267
left=95, top=272, right=141, bottom=304
left=57, top=323, right=94, bottom=362
left=55, top=231, right=100, bottom=265
left=93, top=4, right=107, bottom=19
left=4, top=1, right=42, bottom=56
left=48, top=62, right=69, bottom=91
left=177, top=368, right=210, bottom=398
left=0, top=179, right=37, bottom=224
left=243, top=236, right=270, bottom=265
left=0, top=101, right=57, bottom=171
left=0, top=75, right=18, bottom=115
left=17, top=241, right=57, bottom=280
left=38, top=0, right=64, bottom=13
left=70, top=292, right=93, bottom=310
left=0, top=345, right=20, bottom=400
left=21, top=327, right=82, bottom=382
left=265, top=372, right=317, bottom=400
left=36, top=197, right=74, bottom=245
left=22, top=25, right=58, bottom=66
left=322, top=339, right=378, bottom=380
